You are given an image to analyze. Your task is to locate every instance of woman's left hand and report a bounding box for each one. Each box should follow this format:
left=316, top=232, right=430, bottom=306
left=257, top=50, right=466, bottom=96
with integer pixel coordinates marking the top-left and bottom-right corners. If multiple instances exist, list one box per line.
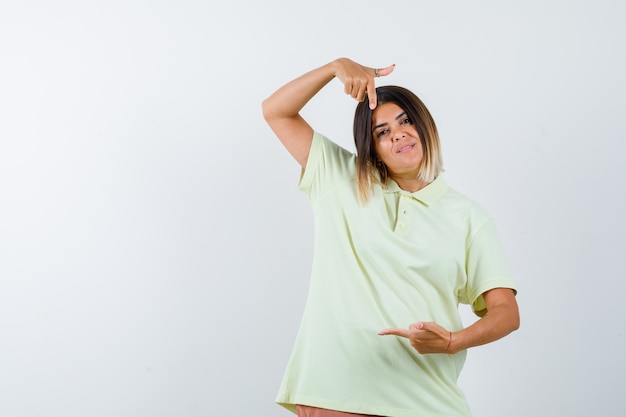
left=378, top=322, right=452, bottom=354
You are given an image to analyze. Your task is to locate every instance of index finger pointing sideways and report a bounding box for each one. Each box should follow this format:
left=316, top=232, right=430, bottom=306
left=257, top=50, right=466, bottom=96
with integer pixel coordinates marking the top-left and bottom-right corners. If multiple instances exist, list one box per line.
left=377, top=327, right=410, bottom=338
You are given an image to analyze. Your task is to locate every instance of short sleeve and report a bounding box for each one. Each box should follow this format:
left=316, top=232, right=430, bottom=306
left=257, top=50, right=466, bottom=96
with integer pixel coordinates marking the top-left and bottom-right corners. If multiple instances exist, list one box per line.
left=463, top=217, right=517, bottom=317
left=298, top=131, right=356, bottom=202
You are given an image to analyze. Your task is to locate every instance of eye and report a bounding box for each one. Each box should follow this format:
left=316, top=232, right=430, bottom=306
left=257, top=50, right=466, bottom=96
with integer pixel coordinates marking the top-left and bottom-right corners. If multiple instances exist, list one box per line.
left=400, top=117, right=412, bottom=125
left=375, top=128, right=389, bottom=138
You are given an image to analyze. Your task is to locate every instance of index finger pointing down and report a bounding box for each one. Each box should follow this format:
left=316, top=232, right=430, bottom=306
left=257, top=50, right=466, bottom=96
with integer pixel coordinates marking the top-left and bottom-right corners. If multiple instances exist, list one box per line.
left=368, top=64, right=396, bottom=109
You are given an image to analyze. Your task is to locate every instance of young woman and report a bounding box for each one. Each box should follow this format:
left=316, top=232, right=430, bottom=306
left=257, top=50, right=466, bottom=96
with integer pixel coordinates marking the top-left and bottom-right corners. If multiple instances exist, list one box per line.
left=262, top=58, right=519, bottom=417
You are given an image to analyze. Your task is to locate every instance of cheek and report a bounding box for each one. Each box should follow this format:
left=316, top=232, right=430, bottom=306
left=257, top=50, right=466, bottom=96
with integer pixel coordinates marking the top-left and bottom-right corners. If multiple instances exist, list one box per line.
left=374, top=140, right=390, bottom=154
left=373, top=141, right=384, bottom=157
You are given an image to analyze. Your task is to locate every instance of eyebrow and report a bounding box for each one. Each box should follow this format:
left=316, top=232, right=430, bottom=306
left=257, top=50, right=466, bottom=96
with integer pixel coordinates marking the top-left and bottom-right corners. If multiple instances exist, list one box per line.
left=372, top=111, right=408, bottom=131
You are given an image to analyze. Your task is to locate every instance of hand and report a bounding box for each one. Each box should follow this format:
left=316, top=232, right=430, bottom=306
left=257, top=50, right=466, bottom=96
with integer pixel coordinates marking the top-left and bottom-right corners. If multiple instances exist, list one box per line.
left=331, top=58, right=395, bottom=109
left=378, top=322, right=453, bottom=354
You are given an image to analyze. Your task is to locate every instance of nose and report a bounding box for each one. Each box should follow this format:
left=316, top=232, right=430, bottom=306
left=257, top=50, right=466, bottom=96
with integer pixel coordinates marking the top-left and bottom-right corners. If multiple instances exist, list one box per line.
left=393, top=130, right=405, bottom=141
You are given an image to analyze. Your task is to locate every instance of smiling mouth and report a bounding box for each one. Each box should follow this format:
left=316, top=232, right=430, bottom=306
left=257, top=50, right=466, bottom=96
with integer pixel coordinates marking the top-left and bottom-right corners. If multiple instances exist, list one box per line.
left=397, top=144, right=414, bottom=153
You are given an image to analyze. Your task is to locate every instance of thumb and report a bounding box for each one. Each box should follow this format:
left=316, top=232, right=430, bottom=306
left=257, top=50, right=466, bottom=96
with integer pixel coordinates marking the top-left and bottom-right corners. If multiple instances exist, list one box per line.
left=376, top=63, right=396, bottom=78
left=410, top=322, right=425, bottom=331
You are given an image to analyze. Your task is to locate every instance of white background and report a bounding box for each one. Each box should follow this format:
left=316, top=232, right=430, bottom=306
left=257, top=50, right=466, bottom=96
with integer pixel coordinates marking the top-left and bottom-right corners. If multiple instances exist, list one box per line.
left=1, top=1, right=625, bottom=416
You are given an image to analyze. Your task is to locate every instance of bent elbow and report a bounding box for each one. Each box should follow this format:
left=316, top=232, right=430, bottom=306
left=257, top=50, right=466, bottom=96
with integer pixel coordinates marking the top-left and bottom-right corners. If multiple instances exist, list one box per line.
left=261, top=97, right=277, bottom=123
left=261, top=99, right=270, bottom=121
left=510, top=309, right=521, bottom=333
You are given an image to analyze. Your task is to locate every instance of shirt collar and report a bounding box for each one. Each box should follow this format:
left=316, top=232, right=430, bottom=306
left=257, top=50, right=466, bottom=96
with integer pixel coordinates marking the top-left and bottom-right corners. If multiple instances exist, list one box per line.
left=383, top=175, right=448, bottom=206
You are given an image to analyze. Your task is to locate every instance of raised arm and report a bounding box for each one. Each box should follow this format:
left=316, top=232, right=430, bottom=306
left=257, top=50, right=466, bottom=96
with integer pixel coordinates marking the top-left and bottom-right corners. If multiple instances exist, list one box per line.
left=261, top=58, right=395, bottom=168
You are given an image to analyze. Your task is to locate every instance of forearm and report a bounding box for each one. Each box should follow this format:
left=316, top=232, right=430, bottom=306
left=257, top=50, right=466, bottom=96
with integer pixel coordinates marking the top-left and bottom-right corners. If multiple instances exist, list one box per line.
left=261, top=58, right=390, bottom=167
left=262, top=60, right=338, bottom=121
left=449, top=296, right=520, bottom=354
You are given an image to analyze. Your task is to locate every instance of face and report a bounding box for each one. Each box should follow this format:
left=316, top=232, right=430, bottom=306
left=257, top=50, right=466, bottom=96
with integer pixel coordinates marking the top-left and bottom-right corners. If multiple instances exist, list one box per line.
left=371, top=102, right=424, bottom=181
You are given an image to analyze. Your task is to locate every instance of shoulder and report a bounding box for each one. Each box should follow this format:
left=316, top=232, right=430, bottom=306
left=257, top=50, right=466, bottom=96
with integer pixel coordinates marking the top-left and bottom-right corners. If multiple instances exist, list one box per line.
left=310, top=131, right=355, bottom=161
left=434, top=180, right=497, bottom=241
left=434, top=179, right=491, bottom=220
left=306, top=131, right=356, bottom=175
left=299, top=131, right=357, bottom=197
left=443, top=186, right=490, bottom=215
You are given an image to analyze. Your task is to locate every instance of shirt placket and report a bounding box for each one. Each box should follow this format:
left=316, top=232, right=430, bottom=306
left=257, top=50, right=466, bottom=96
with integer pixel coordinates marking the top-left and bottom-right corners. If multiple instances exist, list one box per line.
left=394, top=193, right=411, bottom=238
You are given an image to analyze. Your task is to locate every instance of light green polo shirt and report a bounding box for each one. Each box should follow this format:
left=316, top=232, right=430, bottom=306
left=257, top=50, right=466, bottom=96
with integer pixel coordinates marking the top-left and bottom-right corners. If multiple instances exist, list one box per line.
left=276, top=132, right=516, bottom=417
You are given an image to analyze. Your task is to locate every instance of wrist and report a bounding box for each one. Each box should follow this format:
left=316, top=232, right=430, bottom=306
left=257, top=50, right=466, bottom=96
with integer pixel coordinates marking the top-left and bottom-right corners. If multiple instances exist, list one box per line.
left=328, top=58, right=344, bottom=76
left=447, top=331, right=462, bottom=354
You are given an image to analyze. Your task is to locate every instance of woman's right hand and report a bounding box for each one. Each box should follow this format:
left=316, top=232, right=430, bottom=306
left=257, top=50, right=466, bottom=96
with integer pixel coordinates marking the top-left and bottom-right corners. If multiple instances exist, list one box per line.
left=262, top=58, right=394, bottom=168
left=331, top=58, right=395, bottom=109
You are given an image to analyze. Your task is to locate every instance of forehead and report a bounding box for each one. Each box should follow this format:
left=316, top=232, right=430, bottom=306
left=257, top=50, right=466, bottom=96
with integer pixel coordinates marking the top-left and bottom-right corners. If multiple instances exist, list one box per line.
left=372, top=102, right=405, bottom=125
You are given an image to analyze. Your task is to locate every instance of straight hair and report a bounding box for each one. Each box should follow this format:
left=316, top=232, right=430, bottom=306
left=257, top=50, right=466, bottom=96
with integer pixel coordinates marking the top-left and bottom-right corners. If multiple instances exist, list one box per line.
left=353, top=85, right=443, bottom=201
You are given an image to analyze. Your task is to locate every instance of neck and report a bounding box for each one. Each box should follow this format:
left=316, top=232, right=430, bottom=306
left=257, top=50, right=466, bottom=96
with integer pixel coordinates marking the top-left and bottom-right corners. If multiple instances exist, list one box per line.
left=391, top=175, right=430, bottom=193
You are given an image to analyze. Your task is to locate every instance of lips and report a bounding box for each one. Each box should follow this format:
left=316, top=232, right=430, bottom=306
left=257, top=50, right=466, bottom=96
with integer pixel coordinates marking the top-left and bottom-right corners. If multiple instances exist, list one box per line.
left=396, top=143, right=414, bottom=153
